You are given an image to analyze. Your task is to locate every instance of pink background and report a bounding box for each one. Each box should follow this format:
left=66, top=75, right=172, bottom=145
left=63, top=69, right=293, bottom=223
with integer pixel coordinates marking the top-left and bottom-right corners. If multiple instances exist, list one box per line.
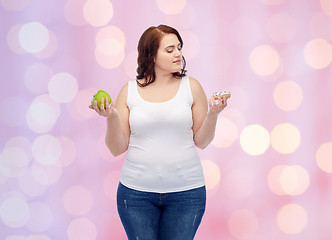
left=1, top=0, right=332, bottom=239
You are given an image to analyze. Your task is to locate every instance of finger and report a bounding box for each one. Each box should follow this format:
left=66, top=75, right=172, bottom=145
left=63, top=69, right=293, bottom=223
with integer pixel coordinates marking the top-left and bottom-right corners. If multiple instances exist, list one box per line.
left=93, top=100, right=98, bottom=110
left=105, top=97, right=109, bottom=109
left=100, top=97, right=105, bottom=110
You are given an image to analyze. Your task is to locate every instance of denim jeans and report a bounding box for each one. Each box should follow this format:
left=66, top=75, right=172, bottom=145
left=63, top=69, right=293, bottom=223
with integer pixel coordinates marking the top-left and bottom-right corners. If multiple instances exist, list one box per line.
left=117, top=182, right=206, bottom=240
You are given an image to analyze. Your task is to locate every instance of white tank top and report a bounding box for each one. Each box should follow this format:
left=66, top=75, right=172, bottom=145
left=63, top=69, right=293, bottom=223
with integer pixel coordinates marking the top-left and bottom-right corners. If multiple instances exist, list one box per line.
left=120, top=76, right=205, bottom=193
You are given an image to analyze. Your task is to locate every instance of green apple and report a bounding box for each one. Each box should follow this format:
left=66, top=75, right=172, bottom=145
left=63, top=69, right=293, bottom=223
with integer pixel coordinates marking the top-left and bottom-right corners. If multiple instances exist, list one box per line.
left=91, top=90, right=112, bottom=109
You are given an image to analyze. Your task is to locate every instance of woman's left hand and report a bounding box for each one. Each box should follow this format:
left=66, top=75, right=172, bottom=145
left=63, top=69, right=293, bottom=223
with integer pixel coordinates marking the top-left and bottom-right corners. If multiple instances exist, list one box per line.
left=208, top=95, right=228, bottom=115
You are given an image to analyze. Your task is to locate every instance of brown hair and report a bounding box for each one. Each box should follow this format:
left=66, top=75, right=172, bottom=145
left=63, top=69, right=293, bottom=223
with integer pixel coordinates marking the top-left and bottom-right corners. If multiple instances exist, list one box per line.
left=136, top=25, right=187, bottom=87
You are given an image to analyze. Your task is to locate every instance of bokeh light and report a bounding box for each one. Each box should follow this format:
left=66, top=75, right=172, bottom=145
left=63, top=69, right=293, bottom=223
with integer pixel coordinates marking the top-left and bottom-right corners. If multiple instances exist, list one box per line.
left=316, top=142, right=332, bottom=173
left=18, top=22, right=49, bottom=53
left=249, top=45, right=280, bottom=76
left=273, top=81, right=303, bottom=111
left=0, top=196, right=30, bottom=228
left=277, top=204, right=308, bottom=234
left=304, top=38, right=332, bottom=69
left=240, top=124, right=270, bottom=155
left=48, top=72, right=79, bottom=103
left=26, top=202, right=53, bottom=232
left=95, top=26, right=126, bottom=69
left=32, top=134, right=62, bottom=165
left=83, top=0, right=113, bottom=27
left=270, top=123, right=301, bottom=154
left=26, top=94, right=61, bottom=133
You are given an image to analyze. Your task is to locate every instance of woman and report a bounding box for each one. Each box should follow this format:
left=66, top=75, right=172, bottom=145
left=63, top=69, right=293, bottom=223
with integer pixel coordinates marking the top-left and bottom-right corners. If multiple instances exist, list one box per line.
left=90, top=25, right=228, bottom=240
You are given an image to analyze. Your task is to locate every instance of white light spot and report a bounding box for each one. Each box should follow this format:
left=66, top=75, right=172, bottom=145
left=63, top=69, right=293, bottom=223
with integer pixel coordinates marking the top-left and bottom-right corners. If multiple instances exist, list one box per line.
left=18, top=22, right=49, bottom=53
left=240, top=124, right=270, bottom=155
left=0, top=196, right=30, bottom=228
left=67, top=218, right=98, bottom=240
left=48, top=72, right=79, bottom=103
left=32, top=134, right=62, bottom=165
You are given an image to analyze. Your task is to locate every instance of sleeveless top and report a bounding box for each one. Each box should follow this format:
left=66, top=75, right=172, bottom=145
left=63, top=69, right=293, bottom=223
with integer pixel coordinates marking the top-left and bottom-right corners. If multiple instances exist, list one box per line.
left=119, top=76, right=205, bottom=193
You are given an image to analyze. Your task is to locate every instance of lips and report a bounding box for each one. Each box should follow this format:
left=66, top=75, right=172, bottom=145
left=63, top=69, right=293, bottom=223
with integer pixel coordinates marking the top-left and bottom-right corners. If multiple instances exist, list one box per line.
left=173, top=60, right=181, bottom=64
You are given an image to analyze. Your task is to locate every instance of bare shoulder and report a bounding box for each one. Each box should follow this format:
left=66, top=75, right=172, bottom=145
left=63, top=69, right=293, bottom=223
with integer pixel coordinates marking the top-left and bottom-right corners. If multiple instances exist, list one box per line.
left=189, top=77, right=207, bottom=102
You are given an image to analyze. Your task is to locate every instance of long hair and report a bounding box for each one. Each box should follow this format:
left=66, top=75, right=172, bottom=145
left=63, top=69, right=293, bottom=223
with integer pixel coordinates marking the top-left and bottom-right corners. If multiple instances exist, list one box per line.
left=136, top=25, right=187, bottom=87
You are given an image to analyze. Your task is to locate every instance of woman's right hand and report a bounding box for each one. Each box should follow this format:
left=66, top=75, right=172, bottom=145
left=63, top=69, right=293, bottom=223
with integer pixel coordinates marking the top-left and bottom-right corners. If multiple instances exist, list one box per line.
left=89, top=97, right=117, bottom=118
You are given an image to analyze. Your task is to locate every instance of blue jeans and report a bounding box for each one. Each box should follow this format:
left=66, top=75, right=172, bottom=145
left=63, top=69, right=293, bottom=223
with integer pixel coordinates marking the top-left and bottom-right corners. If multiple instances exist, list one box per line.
left=117, top=183, right=206, bottom=240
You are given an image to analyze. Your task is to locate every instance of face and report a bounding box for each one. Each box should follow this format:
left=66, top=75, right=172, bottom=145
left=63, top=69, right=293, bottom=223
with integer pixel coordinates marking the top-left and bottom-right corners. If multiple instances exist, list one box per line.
left=154, top=34, right=182, bottom=75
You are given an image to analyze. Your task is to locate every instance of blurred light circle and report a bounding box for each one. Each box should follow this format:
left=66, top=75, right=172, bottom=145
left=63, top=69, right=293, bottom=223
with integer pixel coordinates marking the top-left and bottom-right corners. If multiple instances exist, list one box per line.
left=24, top=63, right=53, bottom=94
left=67, top=218, right=97, bottom=240
left=211, top=117, right=238, bottom=148
left=95, top=26, right=126, bottom=69
left=279, top=165, right=310, bottom=196
left=249, top=45, right=280, bottom=76
left=64, top=0, right=87, bottom=26
left=304, top=38, right=332, bottom=69
left=95, top=26, right=126, bottom=45
left=58, top=136, right=76, bottom=167
left=240, top=124, right=270, bottom=155
left=7, top=24, right=26, bottom=54
left=268, top=164, right=288, bottom=195
left=83, top=0, right=113, bottom=27
left=0, top=196, right=30, bottom=228
left=222, top=169, right=253, bottom=200
left=31, top=162, right=62, bottom=186
left=19, top=170, right=48, bottom=197
left=4, top=136, right=32, bottom=165
left=48, top=72, right=79, bottom=103
left=96, top=38, right=123, bottom=56
left=26, top=202, right=53, bottom=232
left=95, top=44, right=125, bottom=69
left=320, top=0, right=332, bottom=16
left=201, top=160, right=221, bottom=190
left=228, top=209, right=258, bottom=239
left=0, top=96, right=28, bottom=127
left=33, top=31, right=58, bottom=59
left=18, top=22, right=49, bottom=53
left=26, top=94, right=61, bottom=133
left=2, top=146, right=29, bottom=169
left=316, top=142, right=332, bottom=173
left=0, top=0, right=30, bottom=11
left=0, top=147, right=29, bottom=178
left=277, top=204, right=308, bottom=234
left=32, top=134, right=62, bottom=165
left=181, top=31, right=200, bottom=60
left=103, top=170, right=122, bottom=201
left=273, top=81, right=303, bottom=111
left=266, top=12, right=296, bottom=43
left=270, top=123, right=301, bottom=154
left=261, top=0, right=285, bottom=4
left=63, top=186, right=93, bottom=216
left=156, top=0, right=187, bottom=14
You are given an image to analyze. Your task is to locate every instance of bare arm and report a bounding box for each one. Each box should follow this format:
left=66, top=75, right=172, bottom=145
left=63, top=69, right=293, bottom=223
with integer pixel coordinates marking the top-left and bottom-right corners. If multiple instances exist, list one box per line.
left=190, top=77, right=228, bottom=149
left=89, top=84, right=130, bottom=156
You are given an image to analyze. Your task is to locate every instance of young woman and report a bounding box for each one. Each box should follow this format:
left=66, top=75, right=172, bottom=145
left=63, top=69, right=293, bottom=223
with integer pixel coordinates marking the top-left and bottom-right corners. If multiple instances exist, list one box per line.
left=90, top=24, right=228, bottom=240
